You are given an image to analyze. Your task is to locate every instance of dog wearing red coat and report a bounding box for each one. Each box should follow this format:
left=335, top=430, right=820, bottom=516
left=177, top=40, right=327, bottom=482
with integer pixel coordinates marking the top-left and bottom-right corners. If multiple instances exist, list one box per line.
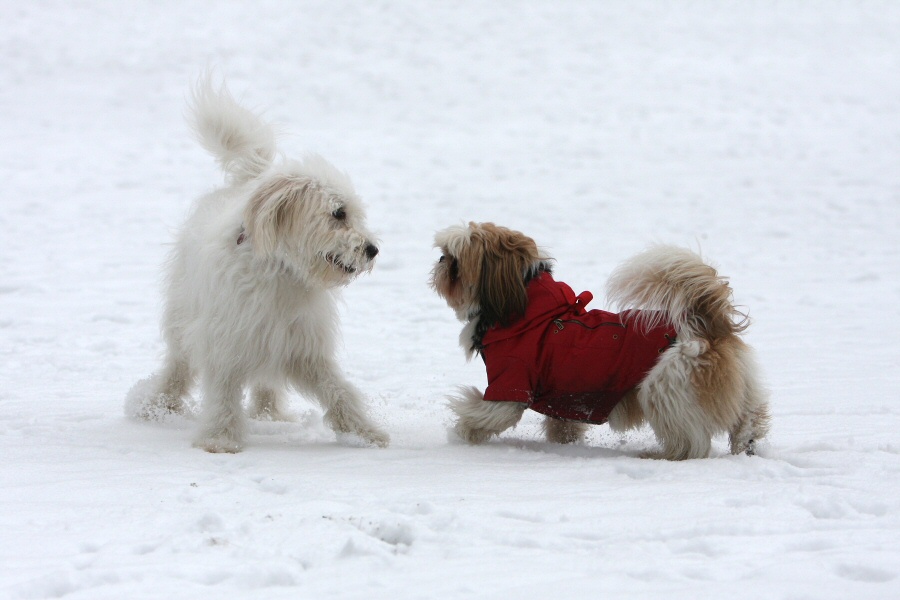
left=430, top=222, right=770, bottom=460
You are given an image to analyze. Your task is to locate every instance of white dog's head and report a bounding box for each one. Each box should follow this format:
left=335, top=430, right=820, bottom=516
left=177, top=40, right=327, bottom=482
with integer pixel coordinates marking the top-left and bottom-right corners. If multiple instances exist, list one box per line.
left=430, top=222, right=550, bottom=325
left=243, top=154, right=378, bottom=287
left=189, top=76, right=378, bottom=289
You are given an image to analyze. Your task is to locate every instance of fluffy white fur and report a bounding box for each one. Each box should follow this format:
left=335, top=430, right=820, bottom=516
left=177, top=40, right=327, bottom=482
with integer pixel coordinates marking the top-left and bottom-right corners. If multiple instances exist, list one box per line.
left=126, top=77, right=389, bottom=452
left=431, top=223, right=771, bottom=460
left=448, top=386, right=527, bottom=444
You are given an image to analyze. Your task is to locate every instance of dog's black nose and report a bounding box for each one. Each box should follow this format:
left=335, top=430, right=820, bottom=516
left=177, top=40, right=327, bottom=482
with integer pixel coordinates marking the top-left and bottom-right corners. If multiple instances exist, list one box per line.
left=365, top=244, right=379, bottom=260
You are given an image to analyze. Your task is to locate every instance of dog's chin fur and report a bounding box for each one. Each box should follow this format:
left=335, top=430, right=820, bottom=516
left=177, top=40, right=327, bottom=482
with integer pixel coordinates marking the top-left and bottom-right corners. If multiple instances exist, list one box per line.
left=125, top=75, right=388, bottom=452
left=432, top=222, right=770, bottom=460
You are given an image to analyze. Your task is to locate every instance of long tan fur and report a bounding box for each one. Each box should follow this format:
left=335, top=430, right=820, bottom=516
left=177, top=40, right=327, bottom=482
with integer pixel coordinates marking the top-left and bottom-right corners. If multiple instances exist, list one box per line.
left=606, top=245, right=769, bottom=459
left=471, top=223, right=545, bottom=328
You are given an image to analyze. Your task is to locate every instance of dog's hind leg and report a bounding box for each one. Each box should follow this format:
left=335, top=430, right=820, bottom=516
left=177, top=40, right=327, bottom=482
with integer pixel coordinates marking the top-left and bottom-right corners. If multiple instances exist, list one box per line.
left=295, top=359, right=389, bottom=447
left=249, top=385, right=293, bottom=421
left=156, top=356, right=192, bottom=413
left=607, top=390, right=645, bottom=432
left=639, top=344, right=713, bottom=460
left=728, top=402, right=770, bottom=456
left=729, top=350, right=771, bottom=456
left=543, top=417, right=588, bottom=444
left=194, top=374, right=246, bottom=453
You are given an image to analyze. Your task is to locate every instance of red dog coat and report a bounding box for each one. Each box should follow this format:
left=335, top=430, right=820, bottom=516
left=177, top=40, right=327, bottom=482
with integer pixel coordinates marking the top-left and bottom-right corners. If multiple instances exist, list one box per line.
left=480, top=272, right=676, bottom=423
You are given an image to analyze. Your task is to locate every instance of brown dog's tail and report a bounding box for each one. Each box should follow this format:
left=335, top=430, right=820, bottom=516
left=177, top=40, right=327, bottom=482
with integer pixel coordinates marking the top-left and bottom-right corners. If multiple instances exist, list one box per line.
left=605, top=245, right=747, bottom=341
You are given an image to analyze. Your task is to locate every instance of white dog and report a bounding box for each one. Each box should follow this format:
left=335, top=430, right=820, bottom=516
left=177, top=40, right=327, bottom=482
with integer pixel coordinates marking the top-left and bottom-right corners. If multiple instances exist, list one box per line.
left=126, top=78, right=389, bottom=452
left=431, top=222, right=770, bottom=460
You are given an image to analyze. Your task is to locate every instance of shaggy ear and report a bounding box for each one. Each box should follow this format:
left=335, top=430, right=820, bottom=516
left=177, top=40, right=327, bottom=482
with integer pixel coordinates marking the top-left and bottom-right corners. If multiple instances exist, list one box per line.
left=243, top=176, right=311, bottom=255
left=475, top=225, right=539, bottom=327
left=479, top=249, right=529, bottom=327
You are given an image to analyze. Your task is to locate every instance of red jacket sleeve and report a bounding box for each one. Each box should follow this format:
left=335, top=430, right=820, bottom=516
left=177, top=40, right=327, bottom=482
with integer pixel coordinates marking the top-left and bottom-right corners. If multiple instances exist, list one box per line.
left=482, top=355, right=533, bottom=403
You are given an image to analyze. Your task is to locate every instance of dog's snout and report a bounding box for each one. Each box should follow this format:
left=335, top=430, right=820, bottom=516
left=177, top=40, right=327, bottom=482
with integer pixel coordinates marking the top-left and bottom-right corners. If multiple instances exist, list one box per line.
left=365, top=243, right=379, bottom=260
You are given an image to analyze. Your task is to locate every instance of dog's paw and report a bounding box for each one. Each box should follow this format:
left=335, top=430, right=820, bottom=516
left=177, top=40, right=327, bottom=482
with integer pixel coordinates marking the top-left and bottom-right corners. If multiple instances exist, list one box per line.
left=249, top=406, right=296, bottom=422
left=735, top=438, right=757, bottom=457
left=323, top=409, right=389, bottom=446
left=640, top=445, right=710, bottom=461
left=543, top=417, right=588, bottom=444
left=358, top=427, right=390, bottom=448
left=323, top=409, right=390, bottom=448
left=638, top=449, right=666, bottom=460
left=453, top=421, right=496, bottom=445
left=125, top=378, right=186, bottom=422
left=133, top=395, right=188, bottom=422
left=338, top=427, right=391, bottom=448
left=193, top=434, right=243, bottom=454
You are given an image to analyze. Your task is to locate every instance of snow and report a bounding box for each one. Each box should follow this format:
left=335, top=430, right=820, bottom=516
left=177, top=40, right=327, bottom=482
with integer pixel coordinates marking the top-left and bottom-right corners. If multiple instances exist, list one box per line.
left=2, top=1, right=900, bottom=598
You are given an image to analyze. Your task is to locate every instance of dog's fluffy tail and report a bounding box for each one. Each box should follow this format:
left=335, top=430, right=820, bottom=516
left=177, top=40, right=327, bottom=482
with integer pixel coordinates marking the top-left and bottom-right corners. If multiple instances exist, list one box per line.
left=188, top=75, right=276, bottom=184
left=605, top=245, right=747, bottom=341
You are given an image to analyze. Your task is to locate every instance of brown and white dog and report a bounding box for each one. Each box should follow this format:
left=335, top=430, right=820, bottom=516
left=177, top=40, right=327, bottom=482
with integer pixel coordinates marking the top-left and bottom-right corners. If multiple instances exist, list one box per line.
left=430, top=222, right=770, bottom=460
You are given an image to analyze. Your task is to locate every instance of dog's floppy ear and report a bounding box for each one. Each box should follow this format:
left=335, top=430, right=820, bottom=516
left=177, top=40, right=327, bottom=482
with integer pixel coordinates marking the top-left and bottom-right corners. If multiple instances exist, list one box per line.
left=474, top=223, right=540, bottom=327
left=244, top=175, right=312, bottom=255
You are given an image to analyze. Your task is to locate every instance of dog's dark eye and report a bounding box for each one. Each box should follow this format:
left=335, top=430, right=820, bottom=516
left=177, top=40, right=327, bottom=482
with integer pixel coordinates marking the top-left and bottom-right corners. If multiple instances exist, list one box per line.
left=439, top=255, right=446, bottom=263
left=332, top=207, right=347, bottom=221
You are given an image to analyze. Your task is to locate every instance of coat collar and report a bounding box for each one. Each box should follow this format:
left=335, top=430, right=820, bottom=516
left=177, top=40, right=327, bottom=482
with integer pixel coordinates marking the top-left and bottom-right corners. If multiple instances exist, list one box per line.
left=481, top=272, right=593, bottom=346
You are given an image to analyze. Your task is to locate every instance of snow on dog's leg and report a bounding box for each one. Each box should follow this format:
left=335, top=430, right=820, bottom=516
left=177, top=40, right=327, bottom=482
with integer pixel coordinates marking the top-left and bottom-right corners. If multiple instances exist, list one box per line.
left=249, top=385, right=292, bottom=421
left=295, top=359, right=389, bottom=447
left=448, top=386, right=526, bottom=444
left=194, top=374, right=246, bottom=453
left=126, top=356, right=191, bottom=421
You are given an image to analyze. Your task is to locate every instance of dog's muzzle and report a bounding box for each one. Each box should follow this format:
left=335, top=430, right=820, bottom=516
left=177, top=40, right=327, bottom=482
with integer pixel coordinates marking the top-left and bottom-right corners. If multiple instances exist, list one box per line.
left=325, top=254, right=357, bottom=274
left=325, top=243, right=378, bottom=275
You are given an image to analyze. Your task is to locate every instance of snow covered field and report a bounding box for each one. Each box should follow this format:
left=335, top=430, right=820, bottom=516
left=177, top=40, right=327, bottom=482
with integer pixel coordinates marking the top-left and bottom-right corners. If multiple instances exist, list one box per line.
left=2, top=1, right=899, bottom=598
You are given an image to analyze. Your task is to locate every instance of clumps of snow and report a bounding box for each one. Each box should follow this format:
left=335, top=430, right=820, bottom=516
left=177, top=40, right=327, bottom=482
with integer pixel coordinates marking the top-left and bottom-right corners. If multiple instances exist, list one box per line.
left=123, top=374, right=195, bottom=424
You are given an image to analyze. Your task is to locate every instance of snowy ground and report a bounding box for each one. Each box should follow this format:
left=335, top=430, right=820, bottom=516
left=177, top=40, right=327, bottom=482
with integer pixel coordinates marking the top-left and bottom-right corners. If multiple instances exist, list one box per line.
left=2, top=1, right=900, bottom=598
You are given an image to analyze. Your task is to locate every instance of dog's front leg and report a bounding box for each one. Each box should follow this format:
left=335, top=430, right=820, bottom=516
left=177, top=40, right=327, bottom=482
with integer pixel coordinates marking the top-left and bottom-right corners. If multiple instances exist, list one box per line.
left=448, top=386, right=526, bottom=444
left=194, top=374, right=246, bottom=453
left=543, top=417, right=588, bottom=444
left=295, top=359, right=389, bottom=447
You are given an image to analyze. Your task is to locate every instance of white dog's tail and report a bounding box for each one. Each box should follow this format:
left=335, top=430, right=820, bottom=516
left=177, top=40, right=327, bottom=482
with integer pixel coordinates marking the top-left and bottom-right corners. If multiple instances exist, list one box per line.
left=605, top=245, right=747, bottom=341
left=188, top=75, right=276, bottom=184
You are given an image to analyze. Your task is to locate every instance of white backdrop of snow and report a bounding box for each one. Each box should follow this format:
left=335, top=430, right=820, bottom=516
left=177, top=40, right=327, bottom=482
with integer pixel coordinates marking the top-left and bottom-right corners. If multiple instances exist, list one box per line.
left=1, top=2, right=899, bottom=599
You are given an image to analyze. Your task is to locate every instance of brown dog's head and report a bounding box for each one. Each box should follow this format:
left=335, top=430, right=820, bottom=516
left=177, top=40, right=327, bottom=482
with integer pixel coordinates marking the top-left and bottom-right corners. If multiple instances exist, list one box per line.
left=430, top=222, right=550, bottom=330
